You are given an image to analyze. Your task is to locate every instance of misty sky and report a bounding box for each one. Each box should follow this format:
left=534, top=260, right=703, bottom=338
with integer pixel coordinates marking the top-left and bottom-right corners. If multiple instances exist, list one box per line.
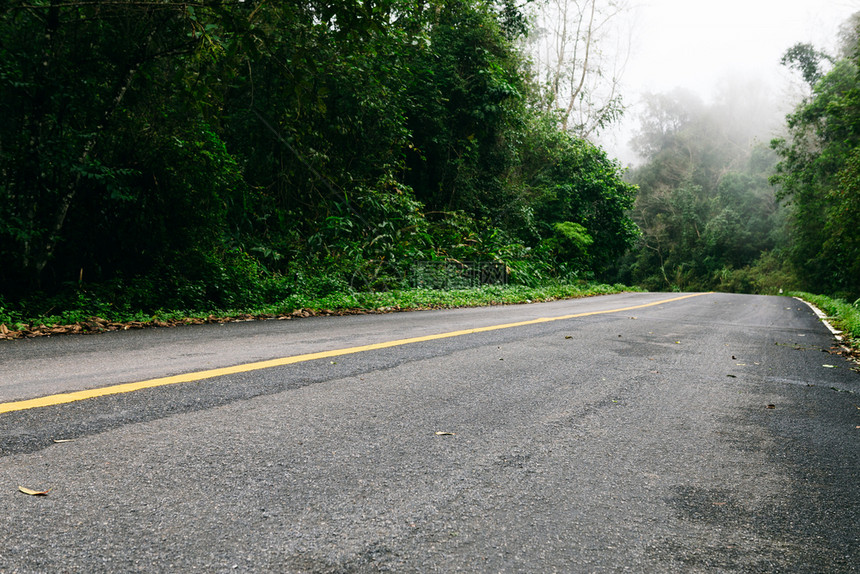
left=604, top=0, right=860, bottom=165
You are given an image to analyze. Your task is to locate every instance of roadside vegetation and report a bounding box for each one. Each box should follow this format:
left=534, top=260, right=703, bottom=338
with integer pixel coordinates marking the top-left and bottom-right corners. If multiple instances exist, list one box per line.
left=610, top=14, right=860, bottom=303
left=0, top=282, right=633, bottom=339
left=0, top=2, right=858, bottom=344
left=791, top=292, right=860, bottom=350
left=0, top=1, right=638, bottom=328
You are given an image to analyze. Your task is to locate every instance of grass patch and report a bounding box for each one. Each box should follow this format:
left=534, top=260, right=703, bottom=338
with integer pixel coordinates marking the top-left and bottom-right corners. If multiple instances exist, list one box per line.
left=789, top=291, right=860, bottom=349
left=0, top=282, right=640, bottom=339
left=262, top=282, right=636, bottom=313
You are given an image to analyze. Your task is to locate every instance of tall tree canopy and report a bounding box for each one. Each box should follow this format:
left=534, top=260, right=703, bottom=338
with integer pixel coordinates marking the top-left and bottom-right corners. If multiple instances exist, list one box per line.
left=771, top=17, right=860, bottom=300
left=612, top=83, right=785, bottom=292
left=0, top=0, right=638, bottom=313
left=611, top=11, right=860, bottom=300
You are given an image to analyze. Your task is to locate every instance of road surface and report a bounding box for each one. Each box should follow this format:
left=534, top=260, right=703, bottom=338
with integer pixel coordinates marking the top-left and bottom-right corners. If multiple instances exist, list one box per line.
left=0, top=292, right=857, bottom=572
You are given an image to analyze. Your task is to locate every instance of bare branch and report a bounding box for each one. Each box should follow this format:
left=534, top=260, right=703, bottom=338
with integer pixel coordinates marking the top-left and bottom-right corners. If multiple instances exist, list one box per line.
left=527, top=0, right=632, bottom=139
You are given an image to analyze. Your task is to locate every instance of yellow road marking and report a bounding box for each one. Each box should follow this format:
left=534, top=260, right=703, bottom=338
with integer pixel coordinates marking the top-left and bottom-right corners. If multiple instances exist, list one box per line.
left=0, top=292, right=710, bottom=414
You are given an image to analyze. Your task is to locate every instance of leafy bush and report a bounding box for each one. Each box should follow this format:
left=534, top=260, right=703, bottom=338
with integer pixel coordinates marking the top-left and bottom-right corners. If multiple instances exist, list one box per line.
left=0, top=296, right=24, bottom=328
left=747, top=251, right=799, bottom=295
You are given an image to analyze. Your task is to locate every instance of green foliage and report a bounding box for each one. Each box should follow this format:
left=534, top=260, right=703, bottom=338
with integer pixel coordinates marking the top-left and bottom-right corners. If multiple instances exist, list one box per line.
left=614, top=85, right=785, bottom=292
left=745, top=251, right=800, bottom=295
left=790, top=292, right=860, bottom=348
left=402, top=0, right=526, bottom=218
left=0, top=1, right=215, bottom=292
left=770, top=35, right=860, bottom=299
left=0, top=0, right=640, bottom=318
left=0, top=280, right=637, bottom=331
left=517, top=114, right=639, bottom=275
left=553, top=222, right=594, bottom=254
left=780, top=43, right=834, bottom=87
left=617, top=19, right=859, bottom=299
left=0, top=296, right=24, bottom=329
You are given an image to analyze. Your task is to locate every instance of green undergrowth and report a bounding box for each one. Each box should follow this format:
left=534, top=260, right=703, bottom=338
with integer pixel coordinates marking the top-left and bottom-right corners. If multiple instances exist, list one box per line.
left=259, top=282, right=636, bottom=314
left=0, top=282, right=638, bottom=332
left=790, top=292, right=860, bottom=348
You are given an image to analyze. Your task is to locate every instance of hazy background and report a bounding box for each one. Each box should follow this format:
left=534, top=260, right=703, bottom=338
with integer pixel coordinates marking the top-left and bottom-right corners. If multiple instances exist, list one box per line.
left=602, top=0, right=860, bottom=165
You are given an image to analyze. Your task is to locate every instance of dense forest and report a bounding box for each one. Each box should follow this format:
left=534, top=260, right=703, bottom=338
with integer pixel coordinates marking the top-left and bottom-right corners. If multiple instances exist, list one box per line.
left=0, top=0, right=638, bottom=318
left=0, top=1, right=858, bottom=321
left=613, top=13, right=860, bottom=302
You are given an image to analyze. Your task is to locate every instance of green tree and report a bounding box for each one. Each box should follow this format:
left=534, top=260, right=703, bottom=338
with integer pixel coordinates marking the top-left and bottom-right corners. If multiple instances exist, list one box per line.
left=0, top=0, right=643, bottom=315
left=617, top=83, right=783, bottom=292
left=780, top=42, right=834, bottom=87
left=526, top=129, right=639, bottom=274
left=0, top=1, right=243, bottom=296
left=771, top=28, right=860, bottom=299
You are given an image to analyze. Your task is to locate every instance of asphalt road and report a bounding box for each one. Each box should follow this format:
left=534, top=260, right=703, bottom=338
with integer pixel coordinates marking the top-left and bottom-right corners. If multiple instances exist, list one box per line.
left=0, top=292, right=858, bottom=573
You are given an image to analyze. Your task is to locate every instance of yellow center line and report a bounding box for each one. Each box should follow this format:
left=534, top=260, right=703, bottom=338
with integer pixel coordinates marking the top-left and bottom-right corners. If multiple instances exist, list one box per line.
left=0, top=292, right=710, bottom=414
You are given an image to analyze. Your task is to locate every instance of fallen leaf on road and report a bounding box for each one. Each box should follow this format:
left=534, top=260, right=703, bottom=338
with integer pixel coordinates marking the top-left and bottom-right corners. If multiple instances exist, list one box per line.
left=52, top=439, right=74, bottom=443
left=726, top=374, right=737, bottom=378
left=565, top=336, right=572, bottom=339
left=823, top=364, right=837, bottom=368
left=18, top=486, right=50, bottom=496
left=766, top=404, right=776, bottom=409
left=435, top=431, right=455, bottom=436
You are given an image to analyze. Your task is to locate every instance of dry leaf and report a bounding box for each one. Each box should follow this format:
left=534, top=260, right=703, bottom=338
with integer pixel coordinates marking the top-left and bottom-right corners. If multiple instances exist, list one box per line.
left=435, top=431, right=455, bottom=436
left=52, top=438, right=74, bottom=443
left=18, top=486, right=50, bottom=496
left=766, top=404, right=776, bottom=409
